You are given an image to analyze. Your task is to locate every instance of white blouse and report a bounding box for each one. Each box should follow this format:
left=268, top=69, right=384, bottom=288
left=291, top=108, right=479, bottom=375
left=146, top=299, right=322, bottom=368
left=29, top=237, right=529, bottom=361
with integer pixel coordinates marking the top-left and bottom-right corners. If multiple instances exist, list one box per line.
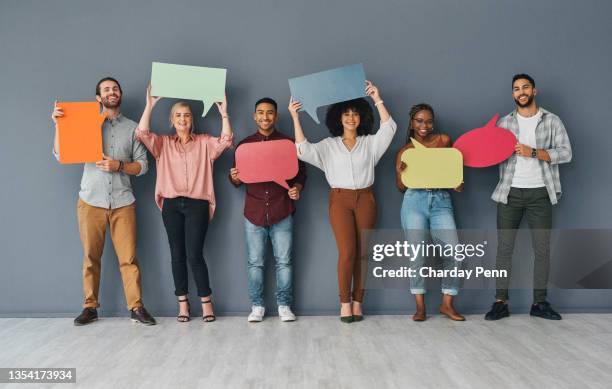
left=295, top=118, right=397, bottom=189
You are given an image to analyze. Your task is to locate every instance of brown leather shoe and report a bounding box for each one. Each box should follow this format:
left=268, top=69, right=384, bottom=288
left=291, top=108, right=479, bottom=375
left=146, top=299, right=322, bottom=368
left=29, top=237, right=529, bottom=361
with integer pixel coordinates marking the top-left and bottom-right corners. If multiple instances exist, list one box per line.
left=74, top=308, right=98, bottom=326
left=130, top=307, right=156, bottom=325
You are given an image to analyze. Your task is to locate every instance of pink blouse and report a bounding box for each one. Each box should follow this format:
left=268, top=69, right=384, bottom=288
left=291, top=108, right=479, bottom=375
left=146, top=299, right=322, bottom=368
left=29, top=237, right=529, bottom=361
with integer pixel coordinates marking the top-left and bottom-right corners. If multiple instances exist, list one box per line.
left=135, top=128, right=233, bottom=220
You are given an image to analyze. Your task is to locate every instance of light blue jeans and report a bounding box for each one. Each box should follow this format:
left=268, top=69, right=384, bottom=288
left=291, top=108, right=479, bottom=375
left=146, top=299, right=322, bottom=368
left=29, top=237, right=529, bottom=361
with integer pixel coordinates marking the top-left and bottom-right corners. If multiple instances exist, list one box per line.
left=400, top=189, right=461, bottom=296
left=244, top=215, right=293, bottom=307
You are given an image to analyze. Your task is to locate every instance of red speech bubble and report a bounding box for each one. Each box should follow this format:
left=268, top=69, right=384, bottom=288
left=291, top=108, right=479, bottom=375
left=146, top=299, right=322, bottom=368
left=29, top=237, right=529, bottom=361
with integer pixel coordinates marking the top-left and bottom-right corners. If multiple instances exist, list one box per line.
left=235, top=139, right=298, bottom=189
left=453, top=114, right=517, bottom=168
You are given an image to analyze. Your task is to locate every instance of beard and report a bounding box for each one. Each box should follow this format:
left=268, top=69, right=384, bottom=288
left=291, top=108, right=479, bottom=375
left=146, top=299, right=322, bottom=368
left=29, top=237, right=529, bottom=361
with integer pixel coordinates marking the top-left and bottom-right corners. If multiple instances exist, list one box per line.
left=514, top=94, right=534, bottom=108
left=101, top=94, right=122, bottom=109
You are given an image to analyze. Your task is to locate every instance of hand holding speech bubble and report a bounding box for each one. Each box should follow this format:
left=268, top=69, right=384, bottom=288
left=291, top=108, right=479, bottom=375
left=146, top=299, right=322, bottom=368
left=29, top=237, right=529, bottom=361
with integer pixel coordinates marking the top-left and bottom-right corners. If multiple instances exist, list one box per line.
left=400, top=138, right=463, bottom=189
left=453, top=114, right=517, bottom=167
left=235, top=139, right=299, bottom=189
left=57, top=102, right=106, bottom=164
left=150, top=62, right=226, bottom=117
left=288, top=63, right=366, bottom=124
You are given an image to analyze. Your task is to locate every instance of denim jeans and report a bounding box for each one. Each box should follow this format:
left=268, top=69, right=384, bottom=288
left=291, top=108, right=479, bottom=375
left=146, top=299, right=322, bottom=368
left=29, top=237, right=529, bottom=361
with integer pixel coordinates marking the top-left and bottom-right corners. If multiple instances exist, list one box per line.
left=244, top=215, right=293, bottom=307
left=400, top=189, right=461, bottom=295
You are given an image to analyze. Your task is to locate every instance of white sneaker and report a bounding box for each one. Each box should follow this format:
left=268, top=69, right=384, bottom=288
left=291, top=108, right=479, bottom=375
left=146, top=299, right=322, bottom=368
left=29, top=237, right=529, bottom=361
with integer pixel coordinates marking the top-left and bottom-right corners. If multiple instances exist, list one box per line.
left=248, top=306, right=265, bottom=322
left=278, top=305, right=296, bottom=322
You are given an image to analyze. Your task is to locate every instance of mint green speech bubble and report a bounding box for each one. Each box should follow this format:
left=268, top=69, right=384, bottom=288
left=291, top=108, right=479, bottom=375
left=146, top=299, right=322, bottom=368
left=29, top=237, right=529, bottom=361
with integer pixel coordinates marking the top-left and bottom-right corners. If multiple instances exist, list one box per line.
left=150, top=62, right=226, bottom=117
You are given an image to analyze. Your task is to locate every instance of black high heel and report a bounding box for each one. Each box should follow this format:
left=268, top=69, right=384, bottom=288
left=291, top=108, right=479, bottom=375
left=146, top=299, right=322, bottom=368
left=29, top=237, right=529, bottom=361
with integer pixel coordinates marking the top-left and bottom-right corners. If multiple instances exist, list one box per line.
left=202, top=298, right=216, bottom=322
left=177, top=297, right=190, bottom=323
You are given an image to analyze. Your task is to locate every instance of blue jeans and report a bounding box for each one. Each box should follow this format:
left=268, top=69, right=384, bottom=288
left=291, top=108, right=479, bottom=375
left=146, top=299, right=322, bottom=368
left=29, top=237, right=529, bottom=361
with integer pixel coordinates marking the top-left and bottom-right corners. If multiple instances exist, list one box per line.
left=400, top=189, right=461, bottom=296
left=244, top=215, right=293, bottom=307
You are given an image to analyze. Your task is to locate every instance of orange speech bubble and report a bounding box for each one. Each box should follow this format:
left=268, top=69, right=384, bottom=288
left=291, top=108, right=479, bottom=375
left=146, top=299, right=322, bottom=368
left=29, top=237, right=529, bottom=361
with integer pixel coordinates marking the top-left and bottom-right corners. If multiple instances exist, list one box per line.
left=56, top=102, right=106, bottom=164
left=235, top=139, right=298, bottom=189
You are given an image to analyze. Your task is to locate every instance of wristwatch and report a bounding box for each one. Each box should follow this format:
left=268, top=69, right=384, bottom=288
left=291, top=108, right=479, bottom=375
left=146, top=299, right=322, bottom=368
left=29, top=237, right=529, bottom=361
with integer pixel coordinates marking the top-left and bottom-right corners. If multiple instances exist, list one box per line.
left=531, top=148, right=537, bottom=158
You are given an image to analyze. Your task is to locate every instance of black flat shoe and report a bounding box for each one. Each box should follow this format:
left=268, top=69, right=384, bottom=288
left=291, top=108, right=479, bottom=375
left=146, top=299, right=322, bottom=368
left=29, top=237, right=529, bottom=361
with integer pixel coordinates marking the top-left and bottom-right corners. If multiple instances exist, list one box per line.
left=202, top=298, right=216, bottom=322
left=74, top=308, right=98, bottom=326
left=131, top=307, right=156, bottom=325
left=353, top=315, right=363, bottom=322
left=484, top=301, right=510, bottom=321
left=177, top=298, right=190, bottom=323
left=530, top=302, right=562, bottom=320
left=340, top=315, right=354, bottom=323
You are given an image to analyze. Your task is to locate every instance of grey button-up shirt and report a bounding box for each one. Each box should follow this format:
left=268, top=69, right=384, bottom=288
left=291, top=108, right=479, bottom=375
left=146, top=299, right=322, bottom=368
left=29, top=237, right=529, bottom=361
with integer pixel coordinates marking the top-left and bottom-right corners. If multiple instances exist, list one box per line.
left=491, top=107, right=572, bottom=205
left=54, top=113, right=148, bottom=209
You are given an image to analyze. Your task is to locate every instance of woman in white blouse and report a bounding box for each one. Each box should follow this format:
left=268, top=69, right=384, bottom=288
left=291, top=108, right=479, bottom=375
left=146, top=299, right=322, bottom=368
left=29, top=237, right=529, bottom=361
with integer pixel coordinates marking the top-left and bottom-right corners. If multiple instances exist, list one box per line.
left=289, top=81, right=397, bottom=323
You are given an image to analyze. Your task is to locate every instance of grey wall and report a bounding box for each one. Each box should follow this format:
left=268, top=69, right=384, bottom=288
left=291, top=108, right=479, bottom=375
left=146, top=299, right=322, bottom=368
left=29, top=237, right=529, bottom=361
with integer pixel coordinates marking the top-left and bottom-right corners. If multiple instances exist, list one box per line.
left=1, top=0, right=611, bottom=316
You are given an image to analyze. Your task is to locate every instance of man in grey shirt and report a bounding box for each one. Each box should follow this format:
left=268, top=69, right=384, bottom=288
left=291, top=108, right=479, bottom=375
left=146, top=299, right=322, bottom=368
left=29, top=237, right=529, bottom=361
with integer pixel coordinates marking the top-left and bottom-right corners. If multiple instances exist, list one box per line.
left=52, top=77, right=156, bottom=326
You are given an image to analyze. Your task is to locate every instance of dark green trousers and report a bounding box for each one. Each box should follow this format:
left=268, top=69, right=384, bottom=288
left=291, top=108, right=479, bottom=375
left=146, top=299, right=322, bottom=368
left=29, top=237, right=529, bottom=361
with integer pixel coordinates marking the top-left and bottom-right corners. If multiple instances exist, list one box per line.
left=495, top=187, right=552, bottom=303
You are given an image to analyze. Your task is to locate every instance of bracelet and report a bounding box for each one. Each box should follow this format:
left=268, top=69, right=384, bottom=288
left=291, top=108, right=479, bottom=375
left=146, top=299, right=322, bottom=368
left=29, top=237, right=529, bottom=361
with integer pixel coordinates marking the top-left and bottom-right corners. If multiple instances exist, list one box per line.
left=222, top=115, right=229, bottom=119
left=374, top=100, right=384, bottom=106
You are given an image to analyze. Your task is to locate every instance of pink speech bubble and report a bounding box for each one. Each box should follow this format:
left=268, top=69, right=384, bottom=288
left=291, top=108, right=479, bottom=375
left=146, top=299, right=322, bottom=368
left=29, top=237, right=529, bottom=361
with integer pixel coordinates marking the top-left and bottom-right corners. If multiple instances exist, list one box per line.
left=453, top=114, right=517, bottom=168
left=235, top=139, right=299, bottom=189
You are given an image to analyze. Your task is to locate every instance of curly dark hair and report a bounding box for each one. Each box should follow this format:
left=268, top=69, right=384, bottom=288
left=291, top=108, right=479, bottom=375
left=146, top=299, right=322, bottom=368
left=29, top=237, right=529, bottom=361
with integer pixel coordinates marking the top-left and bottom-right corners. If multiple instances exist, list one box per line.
left=325, top=98, right=374, bottom=137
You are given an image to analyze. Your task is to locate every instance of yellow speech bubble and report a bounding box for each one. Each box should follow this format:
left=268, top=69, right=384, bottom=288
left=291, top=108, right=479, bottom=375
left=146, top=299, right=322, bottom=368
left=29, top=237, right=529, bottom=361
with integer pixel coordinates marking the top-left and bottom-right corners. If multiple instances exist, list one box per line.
left=400, top=138, right=463, bottom=189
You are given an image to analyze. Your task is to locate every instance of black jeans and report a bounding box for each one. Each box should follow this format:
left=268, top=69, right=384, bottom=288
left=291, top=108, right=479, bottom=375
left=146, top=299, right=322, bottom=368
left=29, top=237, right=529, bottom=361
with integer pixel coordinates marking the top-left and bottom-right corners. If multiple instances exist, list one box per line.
left=162, top=197, right=211, bottom=297
left=495, top=187, right=552, bottom=303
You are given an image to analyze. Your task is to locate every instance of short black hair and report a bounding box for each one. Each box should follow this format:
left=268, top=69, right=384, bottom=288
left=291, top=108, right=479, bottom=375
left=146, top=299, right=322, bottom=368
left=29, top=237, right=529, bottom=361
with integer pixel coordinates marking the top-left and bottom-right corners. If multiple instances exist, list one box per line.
left=512, top=73, right=535, bottom=88
left=255, top=97, right=277, bottom=111
left=325, top=98, right=374, bottom=137
left=96, top=77, right=122, bottom=96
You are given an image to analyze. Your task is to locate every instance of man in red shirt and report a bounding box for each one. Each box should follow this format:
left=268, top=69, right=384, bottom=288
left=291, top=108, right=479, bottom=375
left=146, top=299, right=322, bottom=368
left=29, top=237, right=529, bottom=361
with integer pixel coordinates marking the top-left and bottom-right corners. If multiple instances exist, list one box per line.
left=230, top=97, right=307, bottom=322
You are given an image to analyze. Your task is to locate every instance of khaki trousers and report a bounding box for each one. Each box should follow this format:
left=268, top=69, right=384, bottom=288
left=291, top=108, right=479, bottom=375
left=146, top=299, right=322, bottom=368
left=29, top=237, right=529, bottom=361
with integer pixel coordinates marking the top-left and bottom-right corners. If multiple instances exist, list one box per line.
left=328, top=187, right=377, bottom=303
left=76, top=199, right=143, bottom=310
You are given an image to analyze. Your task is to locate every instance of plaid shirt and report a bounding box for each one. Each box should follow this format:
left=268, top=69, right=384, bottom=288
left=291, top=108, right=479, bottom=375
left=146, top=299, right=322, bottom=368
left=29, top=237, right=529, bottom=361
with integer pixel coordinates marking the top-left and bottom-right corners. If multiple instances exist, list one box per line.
left=491, top=107, right=572, bottom=205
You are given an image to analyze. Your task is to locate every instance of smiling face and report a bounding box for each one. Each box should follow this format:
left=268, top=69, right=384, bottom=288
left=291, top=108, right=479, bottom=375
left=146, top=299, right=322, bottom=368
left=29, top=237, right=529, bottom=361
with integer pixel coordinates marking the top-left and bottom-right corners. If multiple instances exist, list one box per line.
left=96, top=80, right=122, bottom=109
left=253, top=102, right=277, bottom=132
left=411, top=109, right=434, bottom=138
left=171, top=104, right=193, bottom=134
left=341, top=108, right=360, bottom=133
left=512, top=78, right=537, bottom=108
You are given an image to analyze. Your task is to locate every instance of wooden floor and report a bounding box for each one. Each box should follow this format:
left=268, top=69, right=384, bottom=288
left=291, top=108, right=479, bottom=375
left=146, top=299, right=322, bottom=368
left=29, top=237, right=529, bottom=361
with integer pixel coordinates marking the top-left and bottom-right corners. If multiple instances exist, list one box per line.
left=1, top=314, right=611, bottom=389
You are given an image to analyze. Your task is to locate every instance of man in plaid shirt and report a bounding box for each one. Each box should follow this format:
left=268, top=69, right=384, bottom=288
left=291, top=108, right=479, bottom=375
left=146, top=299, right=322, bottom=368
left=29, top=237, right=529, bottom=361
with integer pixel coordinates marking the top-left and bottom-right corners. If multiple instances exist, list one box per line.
left=485, top=74, right=572, bottom=321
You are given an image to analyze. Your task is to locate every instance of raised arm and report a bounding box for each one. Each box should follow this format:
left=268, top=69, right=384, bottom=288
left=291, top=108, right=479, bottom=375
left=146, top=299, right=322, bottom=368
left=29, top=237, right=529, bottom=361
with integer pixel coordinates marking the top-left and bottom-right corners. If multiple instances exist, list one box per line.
left=215, top=95, right=233, bottom=139
left=365, top=81, right=397, bottom=163
left=289, top=97, right=325, bottom=170
left=289, top=97, right=306, bottom=143
left=366, top=80, right=390, bottom=123
left=134, top=86, right=163, bottom=159
left=205, top=95, right=234, bottom=161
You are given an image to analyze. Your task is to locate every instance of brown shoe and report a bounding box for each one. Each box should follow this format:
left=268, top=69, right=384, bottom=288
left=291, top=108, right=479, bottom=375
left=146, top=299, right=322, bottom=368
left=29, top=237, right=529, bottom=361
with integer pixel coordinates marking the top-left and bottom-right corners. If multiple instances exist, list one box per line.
left=74, top=308, right=98, bottom=326
left=130, top=307, right=156, bottom=325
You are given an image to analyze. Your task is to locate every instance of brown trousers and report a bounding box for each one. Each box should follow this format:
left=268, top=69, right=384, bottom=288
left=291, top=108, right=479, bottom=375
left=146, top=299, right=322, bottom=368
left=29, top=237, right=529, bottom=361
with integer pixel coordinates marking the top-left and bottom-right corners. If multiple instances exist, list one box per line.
left=328, top=188, right=377, bottom=303
left=76, top=199, right=143, bottom=310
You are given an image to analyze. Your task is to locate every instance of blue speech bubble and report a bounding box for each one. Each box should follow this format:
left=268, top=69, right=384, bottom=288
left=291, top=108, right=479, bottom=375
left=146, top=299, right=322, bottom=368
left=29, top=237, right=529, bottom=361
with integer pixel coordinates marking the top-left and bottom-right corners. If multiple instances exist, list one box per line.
left=288, top=63, right=366, bottom=124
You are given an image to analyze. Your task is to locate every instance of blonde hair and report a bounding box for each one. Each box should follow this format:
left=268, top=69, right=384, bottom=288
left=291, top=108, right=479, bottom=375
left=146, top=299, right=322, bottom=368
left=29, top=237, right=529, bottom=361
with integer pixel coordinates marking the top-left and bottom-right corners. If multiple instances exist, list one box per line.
left=169, top=101, right=195, bottom=133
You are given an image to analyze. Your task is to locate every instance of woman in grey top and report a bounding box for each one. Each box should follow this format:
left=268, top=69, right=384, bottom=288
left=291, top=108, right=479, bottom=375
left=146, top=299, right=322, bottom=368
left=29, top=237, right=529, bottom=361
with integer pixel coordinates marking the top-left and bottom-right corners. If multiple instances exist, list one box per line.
left=290, top=81, right=397, bottom=322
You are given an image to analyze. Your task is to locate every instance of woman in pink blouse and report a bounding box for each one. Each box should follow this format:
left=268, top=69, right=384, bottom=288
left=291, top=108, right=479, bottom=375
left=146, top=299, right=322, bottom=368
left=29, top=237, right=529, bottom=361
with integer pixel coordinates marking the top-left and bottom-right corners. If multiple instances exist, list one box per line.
left=136, top=87, right=233, bottom=323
